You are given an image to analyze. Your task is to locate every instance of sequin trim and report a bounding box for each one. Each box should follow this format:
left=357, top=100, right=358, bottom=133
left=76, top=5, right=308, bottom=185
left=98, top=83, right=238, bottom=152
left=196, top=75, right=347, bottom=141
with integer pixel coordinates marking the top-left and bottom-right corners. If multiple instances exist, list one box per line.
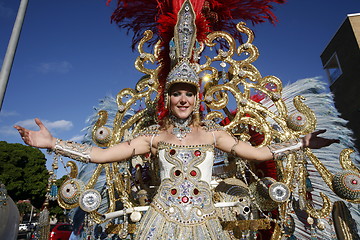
left=201, top=120, right=224, bottom=132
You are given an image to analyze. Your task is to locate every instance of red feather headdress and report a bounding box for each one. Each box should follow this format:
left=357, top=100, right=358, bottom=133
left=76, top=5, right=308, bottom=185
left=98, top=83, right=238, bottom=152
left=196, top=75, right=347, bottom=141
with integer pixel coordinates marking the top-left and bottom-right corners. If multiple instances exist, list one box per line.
left=106, top=0, right=285, bottom=120
left=107, top=0, right=285, bottom=48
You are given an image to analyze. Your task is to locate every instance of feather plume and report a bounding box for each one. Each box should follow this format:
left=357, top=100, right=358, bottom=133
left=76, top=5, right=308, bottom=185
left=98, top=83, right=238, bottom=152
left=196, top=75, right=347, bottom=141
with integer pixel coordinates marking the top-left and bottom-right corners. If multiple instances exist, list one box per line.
left=107, top=0, right=285, bottom=49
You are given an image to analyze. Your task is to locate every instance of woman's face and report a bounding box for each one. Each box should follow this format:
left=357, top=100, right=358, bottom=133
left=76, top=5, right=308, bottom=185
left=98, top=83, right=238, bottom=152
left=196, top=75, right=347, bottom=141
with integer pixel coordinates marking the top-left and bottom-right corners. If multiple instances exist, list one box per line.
left=169, top=83, right=196, bottom=119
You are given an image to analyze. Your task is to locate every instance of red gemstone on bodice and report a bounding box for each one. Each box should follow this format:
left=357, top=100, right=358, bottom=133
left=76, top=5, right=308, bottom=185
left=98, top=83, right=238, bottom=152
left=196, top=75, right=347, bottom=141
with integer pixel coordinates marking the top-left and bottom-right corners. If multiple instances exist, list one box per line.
left=171, top=189, right=177, bottom=195
left=193, top=188, right=199, bottom=195
left=194, top=150, right=201, bottom=156
left=352, top=179, right=358, bottom=184
left=190, top=170, right=197, bottom=176
left=170, top=149, right=176, bottom=155
left=174, top=170, right=181, bottom=176
left=182, top=196, right=189, bottom=203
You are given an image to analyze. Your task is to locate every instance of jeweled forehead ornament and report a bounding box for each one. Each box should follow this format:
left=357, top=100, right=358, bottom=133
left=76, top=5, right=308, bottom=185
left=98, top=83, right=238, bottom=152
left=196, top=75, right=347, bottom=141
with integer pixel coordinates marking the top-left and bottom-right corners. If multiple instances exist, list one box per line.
left=165, top=59, right=200, bottom=92
left=166, top=0, right=200, bottom=93
left=172, top=0, right=197, bottom=61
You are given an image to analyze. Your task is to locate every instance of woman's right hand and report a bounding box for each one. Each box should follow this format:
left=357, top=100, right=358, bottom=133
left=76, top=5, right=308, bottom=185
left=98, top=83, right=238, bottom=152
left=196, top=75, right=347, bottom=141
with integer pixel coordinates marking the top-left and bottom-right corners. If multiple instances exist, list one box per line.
left=14, top=118, right=56, bottom=149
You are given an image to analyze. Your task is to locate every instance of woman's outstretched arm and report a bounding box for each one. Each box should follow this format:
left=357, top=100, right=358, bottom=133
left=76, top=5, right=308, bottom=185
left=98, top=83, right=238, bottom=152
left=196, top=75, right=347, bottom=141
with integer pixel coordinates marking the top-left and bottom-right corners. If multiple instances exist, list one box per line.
left=14, top=118, right=151, bottom=164
left=214, top=129, right=339, bottom=162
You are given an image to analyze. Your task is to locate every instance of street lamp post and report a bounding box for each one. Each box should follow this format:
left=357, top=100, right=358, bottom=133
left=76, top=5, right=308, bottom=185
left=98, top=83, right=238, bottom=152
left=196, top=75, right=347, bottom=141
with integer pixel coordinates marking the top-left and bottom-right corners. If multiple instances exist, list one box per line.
left=0, top=0, right=29, bottom=111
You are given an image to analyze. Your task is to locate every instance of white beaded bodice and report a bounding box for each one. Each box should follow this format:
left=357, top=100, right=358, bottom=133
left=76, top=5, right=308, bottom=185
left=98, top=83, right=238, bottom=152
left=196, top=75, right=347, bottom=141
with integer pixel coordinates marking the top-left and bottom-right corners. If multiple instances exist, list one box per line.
left=152, top=142, right=217, bottom=225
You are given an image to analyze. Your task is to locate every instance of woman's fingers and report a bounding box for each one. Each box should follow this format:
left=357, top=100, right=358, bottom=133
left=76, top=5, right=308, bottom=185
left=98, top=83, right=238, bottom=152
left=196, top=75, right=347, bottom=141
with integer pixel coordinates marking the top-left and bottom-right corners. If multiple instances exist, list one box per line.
left=313, top=129, right=326, bottom=136
left=14, top=122, right=33, bottom=145
left=14, top=125, right=25, bottom=137
left=35, top=118, right=44, bottom=129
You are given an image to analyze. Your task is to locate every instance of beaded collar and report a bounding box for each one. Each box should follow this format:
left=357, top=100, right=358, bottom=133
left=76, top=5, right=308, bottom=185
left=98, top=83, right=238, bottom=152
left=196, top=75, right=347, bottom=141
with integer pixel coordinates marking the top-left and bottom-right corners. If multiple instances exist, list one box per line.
left=169, top=115, right=192, bottom=141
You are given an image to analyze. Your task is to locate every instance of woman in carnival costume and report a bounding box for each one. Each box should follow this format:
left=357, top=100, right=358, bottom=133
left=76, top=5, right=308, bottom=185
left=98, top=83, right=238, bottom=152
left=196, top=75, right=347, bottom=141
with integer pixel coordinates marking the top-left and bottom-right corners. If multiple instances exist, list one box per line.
left=14, top=0, right=340, bottom=239
left=14, top=77, right=337, bottom=240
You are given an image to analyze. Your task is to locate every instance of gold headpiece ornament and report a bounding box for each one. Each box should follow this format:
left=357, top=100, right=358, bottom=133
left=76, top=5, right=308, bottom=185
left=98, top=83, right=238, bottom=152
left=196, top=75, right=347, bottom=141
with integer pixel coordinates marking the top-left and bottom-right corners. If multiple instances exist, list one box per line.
left=166, top=0, right=200, bottom=92
left=165, top=59, right=199, bottom=91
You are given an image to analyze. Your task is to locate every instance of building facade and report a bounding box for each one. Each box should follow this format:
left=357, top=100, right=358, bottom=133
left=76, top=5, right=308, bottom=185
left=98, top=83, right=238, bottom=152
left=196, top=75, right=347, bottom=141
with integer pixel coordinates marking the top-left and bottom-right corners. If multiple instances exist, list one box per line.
left=320, top=13, right=360, bottom=152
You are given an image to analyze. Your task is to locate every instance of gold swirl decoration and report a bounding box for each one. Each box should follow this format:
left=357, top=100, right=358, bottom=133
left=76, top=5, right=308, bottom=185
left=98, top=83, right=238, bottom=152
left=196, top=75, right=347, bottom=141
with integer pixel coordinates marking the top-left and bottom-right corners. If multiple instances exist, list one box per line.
left=340, top=148, right=360, bottom=173
left=66, top=161, right=78, bottom=179
left=288, top=96, right=317, bottom=135
left=55, top=20, right=360, bottom=237
left=74, top=30, right=161, bottom=224
left=92, top=110, right=112, bottom=147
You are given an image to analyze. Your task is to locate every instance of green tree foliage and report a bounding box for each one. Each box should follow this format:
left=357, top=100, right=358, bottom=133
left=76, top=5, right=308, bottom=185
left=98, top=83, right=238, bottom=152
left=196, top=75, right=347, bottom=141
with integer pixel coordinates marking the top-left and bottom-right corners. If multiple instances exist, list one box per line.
left=17, top=201, right=32, bottom=216
left=0, top=141, right=49, bottom=209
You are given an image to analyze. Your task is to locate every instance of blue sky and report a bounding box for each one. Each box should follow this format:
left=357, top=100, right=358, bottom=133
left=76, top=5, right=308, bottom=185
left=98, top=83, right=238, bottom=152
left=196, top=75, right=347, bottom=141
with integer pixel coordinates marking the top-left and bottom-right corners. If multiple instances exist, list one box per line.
left=0, top=0, right=359, bottom=174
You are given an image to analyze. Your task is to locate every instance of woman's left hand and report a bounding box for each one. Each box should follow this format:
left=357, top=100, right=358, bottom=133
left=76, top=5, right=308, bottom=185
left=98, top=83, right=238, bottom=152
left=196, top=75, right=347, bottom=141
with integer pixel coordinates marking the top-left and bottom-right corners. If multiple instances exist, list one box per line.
left=302, top=129, right=340, bottom=149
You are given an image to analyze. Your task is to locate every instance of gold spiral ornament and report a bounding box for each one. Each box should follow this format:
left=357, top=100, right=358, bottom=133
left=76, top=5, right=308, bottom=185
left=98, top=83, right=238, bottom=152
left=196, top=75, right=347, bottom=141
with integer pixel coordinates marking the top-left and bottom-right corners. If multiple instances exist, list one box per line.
left=286, top=112, right=307, bottom=131
left=94, top=126, right=112, bottom=144
left=58, top=179, right=85, bottom=207
left=332, top=170, right=360, bottom=200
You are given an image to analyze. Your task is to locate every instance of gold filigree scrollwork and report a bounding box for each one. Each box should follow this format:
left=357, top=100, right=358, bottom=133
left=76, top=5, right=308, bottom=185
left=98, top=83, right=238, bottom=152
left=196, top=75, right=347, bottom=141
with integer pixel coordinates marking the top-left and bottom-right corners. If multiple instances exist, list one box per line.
left=306, top=192, right=332, bottom=219
left=58, top=195, right=79, bottom=210
left=302, top=148, right=333, bottom=218
left=70, top=18, right=360, bottom=239
left=84, top=29, right=161, bottom=224
left=304, top=148, right=334, bottom=190
left=88, top=164, right=117, bottom=224
left=339, top=148, right=359, bottom=173
left=112, top=163, right=133, bottom=208
left=92, top=110, right=112, bottom=147
left=135, top=30, right=159, bottom=76
left=200, top=21, right=300, bottom=152
left=270, top=223, right=282, bottom=240
left=281, top=154, right=296, bottom=186
left=205, top=31, right=236, bottom=62
left=291, top=96, right=317, bottom=136
left=66, top=161, right=78, bottom=178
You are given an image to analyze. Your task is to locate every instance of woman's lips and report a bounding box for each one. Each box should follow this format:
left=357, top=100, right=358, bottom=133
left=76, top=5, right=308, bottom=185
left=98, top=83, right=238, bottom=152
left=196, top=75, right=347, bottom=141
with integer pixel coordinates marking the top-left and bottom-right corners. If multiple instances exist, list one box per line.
left=177, top=106, right=189, bottom=110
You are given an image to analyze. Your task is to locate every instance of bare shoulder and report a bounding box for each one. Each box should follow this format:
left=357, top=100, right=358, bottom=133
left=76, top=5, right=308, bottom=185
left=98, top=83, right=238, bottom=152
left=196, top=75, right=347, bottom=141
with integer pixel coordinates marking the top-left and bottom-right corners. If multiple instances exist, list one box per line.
left=198, top=120, right=235, bottom=146
left=133, top=124, right=171, bottom=152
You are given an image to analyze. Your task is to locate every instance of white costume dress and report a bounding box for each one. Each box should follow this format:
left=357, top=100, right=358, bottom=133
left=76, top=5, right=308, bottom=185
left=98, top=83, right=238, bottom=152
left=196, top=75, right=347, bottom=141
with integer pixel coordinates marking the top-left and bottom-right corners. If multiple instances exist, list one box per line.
left=134, top=140, right=231, bottom=239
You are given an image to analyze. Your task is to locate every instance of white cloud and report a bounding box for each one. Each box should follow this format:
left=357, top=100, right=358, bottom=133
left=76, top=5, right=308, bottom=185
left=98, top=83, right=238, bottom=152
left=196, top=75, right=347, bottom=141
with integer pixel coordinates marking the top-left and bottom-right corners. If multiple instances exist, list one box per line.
left=0, top=119, right=74, bottom=139
left=69, top=135, right=84, bottom=142
left=44, top=120, right=73, bottom=131
left=0, top=3, right=14, bottom=18
left=0, top=110, right=19, bottom=117
left=14, top=119, right=73, bottom=131
left=13, top=119, right=37, bottom=129
left=0, top=125, right=17, bottom=136
left=36, top=61, right=73, bottom=74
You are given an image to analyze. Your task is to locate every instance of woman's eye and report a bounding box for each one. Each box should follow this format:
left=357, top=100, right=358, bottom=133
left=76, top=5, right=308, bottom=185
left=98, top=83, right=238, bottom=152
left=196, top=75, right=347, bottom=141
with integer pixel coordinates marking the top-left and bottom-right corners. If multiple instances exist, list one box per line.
left=186, top=92, right=194, bottom=97
left=171, top=92, right=180, bottom=97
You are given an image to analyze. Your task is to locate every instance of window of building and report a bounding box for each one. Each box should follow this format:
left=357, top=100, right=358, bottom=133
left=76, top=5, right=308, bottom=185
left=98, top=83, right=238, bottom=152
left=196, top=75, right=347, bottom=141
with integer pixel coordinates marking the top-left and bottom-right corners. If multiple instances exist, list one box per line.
left=323, top=52, right=342, bottom=85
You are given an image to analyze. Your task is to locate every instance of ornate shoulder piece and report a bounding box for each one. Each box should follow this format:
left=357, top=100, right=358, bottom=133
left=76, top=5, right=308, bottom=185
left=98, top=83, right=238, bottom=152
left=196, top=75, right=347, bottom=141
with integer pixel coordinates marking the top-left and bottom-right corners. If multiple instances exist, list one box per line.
left=201, top=120, right=224, bottom=132
left=135, top=124, right=161, bottom=137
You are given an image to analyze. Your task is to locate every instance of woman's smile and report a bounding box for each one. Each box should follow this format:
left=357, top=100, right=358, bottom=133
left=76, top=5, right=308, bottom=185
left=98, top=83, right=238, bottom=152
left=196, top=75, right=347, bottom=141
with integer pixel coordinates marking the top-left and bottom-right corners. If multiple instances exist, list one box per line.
left=169, top=83, right=196, bottom=119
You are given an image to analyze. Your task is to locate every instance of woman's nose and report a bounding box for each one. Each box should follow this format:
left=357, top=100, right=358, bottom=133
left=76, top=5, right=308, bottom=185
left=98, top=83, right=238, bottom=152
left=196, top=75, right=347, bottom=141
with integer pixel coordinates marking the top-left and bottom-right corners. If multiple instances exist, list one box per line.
left=179, top=94, right=186, bottom=104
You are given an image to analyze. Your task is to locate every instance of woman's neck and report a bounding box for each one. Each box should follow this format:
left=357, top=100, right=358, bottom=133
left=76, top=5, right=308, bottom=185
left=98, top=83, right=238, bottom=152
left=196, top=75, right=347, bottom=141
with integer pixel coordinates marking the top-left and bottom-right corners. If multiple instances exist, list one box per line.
left=169, top=115, right=192, bottom=141
left=170, top=115, right=192, bottom=127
